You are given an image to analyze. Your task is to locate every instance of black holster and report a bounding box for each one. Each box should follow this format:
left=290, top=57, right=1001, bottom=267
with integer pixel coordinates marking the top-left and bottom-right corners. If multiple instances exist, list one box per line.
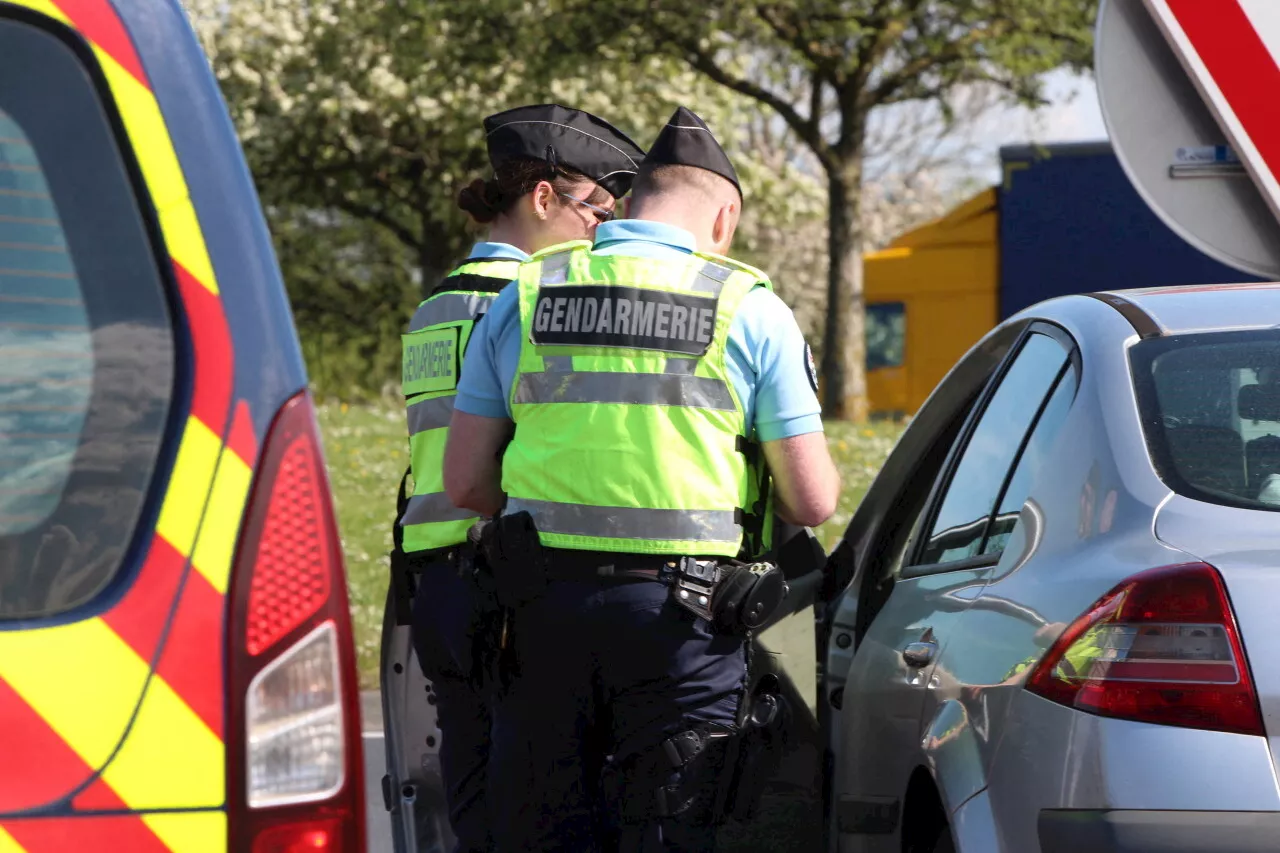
left=720, top=688, right=788, bottom=821
left=475, top=511, right=548, bottom=609
left=668, top=557, right=789, bottom=635
left=600, top=688, right=789, bottom=828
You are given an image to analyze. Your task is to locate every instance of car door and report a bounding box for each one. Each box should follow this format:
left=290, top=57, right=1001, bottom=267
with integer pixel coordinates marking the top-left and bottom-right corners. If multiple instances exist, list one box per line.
left=824, top=325, right=1073, bottom=851
left=915, top=335, right=1080, bottom=814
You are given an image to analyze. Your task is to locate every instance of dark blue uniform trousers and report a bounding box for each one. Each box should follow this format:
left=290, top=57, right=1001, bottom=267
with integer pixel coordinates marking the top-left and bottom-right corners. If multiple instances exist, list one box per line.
left=412, top=561, right=494, bottom=853
left=489, top=577, right=747, bottom=852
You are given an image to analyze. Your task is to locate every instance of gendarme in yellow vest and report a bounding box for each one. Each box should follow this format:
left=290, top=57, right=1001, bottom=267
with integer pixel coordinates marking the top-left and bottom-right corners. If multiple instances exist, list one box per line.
left=502, top=240, right=773, bottom=557
left=399, top=258, right=518, bottom=553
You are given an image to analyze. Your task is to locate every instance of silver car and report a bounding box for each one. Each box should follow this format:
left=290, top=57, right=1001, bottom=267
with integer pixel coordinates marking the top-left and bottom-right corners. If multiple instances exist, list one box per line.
left=821, top=284, right=1280, bottom=853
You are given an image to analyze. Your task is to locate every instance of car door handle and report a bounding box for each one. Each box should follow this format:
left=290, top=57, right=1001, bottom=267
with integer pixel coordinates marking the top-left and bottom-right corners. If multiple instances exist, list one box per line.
left=902, top=641, right=938, bottom=668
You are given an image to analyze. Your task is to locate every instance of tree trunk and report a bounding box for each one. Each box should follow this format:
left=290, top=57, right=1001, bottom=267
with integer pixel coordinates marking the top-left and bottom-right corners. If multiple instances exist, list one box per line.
left=820, top=158, right=869, bottom=422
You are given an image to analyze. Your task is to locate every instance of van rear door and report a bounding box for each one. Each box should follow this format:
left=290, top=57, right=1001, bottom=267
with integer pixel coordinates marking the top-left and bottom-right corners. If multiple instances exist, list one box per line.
left=0, top=2, right=363, bottom=850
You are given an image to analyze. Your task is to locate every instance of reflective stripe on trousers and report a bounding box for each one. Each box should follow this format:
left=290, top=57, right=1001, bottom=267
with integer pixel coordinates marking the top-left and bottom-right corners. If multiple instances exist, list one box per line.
left=505, top=498, right=738, bottom=542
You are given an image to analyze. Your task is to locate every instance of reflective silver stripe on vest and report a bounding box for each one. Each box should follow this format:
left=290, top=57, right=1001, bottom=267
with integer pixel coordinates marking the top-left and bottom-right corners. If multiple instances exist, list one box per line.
left=542, top=355, right=574, bottom=372
left=407, top=396, right=455, bottom=436
left=540, top=251, right=574, bottom=285
left=692, top=261, right=733, bottom=295
left=408, top=293, right=496, bottom=331
left=506, top=498, right=739, bottom=542
left=664, top=357, right=697, bottom=375
left=402, top=491, right=479, bottom=525
left=513, top=371, right=735, bottom=410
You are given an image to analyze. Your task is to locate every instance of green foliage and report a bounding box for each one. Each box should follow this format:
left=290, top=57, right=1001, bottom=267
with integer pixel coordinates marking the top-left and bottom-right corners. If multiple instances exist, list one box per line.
left=188, top=0, right=828, bottom=396
left=188, top=0, right=1095, bottom=402
left=315, top=400, right=408, bottom=685
left=815, top=419, right=905, bottom=550
left=268, top=208, right=420, bottom=400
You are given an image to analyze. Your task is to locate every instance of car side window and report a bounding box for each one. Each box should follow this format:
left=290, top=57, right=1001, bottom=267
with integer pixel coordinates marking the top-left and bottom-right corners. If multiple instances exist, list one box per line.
left=982, top=365, right=1078, bottom=554
left=914, top=332, right=1069, bottom=567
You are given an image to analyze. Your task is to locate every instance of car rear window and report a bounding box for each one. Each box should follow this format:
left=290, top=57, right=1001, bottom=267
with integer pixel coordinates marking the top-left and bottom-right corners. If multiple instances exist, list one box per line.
left=0, top=20, right=176, bottom=619
left=1132, top=329, right=1280, bottom=513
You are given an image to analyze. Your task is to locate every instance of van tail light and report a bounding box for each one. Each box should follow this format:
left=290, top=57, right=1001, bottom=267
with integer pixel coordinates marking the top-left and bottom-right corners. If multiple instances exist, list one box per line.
left=228, top=392, right=365, bottom=851
left=1027, top=562, right=1264, bottom=737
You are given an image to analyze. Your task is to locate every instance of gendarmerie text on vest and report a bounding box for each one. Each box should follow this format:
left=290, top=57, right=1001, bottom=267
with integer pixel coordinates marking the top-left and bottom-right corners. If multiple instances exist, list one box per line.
left=531, top=284, right=718, bottom=356
left=403, top=331, right=457, bottom=385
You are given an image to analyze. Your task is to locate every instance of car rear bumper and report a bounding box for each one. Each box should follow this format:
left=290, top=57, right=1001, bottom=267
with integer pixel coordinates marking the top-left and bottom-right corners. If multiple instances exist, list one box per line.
left=1039, top=810, right=1280, bottom=853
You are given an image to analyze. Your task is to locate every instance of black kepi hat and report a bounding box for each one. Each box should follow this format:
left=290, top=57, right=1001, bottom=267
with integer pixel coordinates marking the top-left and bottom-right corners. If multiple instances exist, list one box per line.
left=484, top=104, right=645, bottom=199
left=643, top=107, right=741, bottom=196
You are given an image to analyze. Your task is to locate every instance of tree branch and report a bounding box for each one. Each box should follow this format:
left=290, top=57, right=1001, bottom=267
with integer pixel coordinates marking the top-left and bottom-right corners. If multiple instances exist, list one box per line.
left=756, top=3, right=840, bottom=80
left=809, top=67, right=824, bottom=139
left=863, top=18, right=1012, bottom=111
left=848, top=0, right=900, bottom=83
left=680, top=46, right=836, bottom=171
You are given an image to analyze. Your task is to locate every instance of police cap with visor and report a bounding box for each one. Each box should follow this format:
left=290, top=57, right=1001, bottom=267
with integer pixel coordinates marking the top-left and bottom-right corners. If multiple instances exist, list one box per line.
left=484, top=104, right=645, bottom=199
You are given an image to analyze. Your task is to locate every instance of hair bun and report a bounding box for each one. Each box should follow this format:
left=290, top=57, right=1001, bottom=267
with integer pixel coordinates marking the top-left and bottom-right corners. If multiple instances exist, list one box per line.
left=458, top=178, right=500, bottom=224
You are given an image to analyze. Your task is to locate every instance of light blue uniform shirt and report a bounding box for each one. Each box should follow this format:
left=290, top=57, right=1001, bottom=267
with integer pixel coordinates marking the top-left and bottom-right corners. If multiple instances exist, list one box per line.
left=463, top=241, right=530, bottom=263
left=455, top=221, right=823, bottom=441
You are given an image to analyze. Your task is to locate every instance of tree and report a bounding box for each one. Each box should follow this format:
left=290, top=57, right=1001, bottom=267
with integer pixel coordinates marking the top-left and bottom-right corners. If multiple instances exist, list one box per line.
left=185, top=0, right=825, bottom=396
left=549, top=0, right=1095, bottom=419
left=188, top=0, right=821, bottom=289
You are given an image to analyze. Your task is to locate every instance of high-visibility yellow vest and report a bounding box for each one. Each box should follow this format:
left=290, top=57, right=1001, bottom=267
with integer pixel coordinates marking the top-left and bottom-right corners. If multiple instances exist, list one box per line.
left=399, top=258, right=518, bottom=553
left=501, top=241, right=773, bottom=557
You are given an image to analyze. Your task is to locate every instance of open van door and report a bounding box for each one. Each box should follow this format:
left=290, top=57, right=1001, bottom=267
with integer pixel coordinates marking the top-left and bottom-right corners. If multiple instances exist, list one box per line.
left=380, top=581, right=452, bottom=851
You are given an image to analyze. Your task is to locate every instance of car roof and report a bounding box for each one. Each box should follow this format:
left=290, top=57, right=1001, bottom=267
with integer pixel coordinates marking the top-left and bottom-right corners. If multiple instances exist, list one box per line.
left=1105, top=282, right=1280, bottom=334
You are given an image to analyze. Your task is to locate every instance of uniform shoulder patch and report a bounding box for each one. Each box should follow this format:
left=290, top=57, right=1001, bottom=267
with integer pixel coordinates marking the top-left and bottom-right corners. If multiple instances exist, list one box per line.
left=805, top=343, right=819, bottom=392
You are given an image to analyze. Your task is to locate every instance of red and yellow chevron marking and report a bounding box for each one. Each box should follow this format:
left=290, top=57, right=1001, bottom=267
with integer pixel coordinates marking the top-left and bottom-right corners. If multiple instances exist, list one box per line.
left=0, top=2, right=256, bottom=851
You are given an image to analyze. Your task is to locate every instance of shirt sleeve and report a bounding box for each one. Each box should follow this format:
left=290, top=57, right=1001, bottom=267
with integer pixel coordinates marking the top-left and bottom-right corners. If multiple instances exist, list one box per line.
left=731, top=287, right=824, bottom=442
left=454, top=285, right=518, bottom=419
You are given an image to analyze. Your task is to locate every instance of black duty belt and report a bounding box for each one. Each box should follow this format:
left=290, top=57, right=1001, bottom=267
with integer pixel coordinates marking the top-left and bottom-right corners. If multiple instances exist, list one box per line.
left=541, top=548, right=722, bottom=582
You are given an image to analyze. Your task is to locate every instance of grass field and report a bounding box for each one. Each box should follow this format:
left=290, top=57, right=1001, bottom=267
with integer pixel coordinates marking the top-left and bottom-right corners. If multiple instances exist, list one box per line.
left=316, top=400, right=905, bottom=687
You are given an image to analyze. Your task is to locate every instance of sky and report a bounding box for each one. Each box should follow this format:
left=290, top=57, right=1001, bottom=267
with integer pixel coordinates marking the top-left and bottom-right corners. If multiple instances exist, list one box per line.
left=1018, top=70, right=1109, bottom=144
left=969, top=69, right=1109, bottom=183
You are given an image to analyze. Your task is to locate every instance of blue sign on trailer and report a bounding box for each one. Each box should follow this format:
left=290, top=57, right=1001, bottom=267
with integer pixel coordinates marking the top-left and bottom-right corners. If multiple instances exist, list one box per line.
left=997, top=142, right=1263, bottom=320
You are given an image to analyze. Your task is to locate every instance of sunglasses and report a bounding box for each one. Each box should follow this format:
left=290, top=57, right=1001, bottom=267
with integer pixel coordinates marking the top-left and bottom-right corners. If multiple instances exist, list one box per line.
left=557, top=191, right=615, bottom=224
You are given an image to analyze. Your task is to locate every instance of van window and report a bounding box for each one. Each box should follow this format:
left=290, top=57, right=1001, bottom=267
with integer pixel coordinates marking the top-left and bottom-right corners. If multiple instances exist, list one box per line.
left=866, top=302, right=905, bottom=370
left=0, top=20, right=176, bottom=619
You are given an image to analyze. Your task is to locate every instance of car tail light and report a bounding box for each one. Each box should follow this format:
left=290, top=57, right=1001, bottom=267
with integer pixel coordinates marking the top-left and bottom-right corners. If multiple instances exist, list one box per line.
left=247, top=623, right=344, bottom=806
left=1027, top=562, right=1263, bottom=736
left=228, top=392, right=365, bottom=851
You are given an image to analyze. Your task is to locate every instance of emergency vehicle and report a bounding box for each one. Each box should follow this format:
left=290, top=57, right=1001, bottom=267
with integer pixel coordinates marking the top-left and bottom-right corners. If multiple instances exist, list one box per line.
left=0, top=1, right=365, bottom=850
